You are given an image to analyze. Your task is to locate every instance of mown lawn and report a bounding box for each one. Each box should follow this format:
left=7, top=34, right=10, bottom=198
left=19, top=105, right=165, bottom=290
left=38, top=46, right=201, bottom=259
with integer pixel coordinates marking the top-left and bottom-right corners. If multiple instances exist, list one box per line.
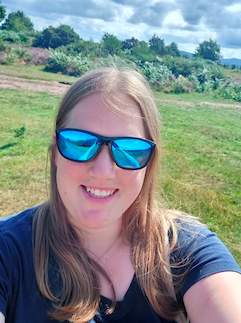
left=0, top=84, right=240, bottom=265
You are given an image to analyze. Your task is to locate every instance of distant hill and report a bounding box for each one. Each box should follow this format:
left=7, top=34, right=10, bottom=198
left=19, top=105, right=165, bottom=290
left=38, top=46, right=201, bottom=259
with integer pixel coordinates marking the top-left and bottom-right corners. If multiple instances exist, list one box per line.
left=180, top=51, right=193, bottom=58
left=180, top=51, right=241, bottom=67
left=220, top=58, right=241, bottom=67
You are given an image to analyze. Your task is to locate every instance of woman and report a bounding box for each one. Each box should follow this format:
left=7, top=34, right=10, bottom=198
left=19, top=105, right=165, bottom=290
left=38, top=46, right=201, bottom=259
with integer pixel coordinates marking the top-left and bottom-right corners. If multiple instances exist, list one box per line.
left=0, top=66, right=241, bottom=323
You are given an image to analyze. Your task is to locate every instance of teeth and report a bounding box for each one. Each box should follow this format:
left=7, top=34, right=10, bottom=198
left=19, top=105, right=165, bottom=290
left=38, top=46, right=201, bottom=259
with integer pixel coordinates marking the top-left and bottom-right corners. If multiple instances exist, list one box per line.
left=85, top=187, right=115, bottom=198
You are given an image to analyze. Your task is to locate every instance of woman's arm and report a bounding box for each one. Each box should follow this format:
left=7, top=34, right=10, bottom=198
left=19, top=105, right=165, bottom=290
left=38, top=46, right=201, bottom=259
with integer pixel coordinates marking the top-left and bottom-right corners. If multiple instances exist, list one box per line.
left=0, top=312, right=5, bottom=323
left=183, top=271, right=241, bottom=323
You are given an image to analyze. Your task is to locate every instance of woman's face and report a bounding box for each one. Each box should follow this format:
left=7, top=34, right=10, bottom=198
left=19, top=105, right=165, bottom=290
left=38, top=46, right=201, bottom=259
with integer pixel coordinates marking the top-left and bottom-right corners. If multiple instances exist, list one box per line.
left=54, top=92, right=147, bottom=233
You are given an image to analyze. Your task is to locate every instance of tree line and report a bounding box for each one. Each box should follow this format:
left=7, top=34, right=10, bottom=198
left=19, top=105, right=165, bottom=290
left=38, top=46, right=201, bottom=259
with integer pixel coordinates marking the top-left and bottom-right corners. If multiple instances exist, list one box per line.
left=0, top=1, right=222, bottom=62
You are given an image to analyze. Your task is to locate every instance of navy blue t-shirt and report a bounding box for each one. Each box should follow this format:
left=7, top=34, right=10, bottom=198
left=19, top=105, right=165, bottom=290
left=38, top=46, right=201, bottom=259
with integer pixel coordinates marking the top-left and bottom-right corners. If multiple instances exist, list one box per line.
left=0, top=205, right=240, bottom=323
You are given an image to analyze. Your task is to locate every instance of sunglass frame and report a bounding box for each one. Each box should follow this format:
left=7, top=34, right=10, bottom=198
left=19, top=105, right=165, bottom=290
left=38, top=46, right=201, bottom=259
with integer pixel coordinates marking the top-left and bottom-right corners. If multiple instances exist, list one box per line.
left=56, top=128, right=156, bottom=170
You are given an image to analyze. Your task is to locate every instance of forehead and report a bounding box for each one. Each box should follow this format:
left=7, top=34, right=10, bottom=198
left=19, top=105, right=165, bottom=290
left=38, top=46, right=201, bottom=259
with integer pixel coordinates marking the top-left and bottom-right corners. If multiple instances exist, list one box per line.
left=66, top=92, right=146, bottom=138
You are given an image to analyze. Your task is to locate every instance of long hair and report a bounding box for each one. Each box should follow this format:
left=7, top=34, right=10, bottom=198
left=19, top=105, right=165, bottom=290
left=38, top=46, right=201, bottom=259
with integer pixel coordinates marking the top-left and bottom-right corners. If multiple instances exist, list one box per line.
left=33, top=66, right=186, bottom=322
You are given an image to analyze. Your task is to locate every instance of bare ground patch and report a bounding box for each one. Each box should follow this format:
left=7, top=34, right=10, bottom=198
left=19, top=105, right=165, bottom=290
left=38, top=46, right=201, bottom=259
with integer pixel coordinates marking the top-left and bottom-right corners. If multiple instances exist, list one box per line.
left=0, top=74, right=70, bottom=95
left=155, top=98, right=241, bottom=109
left=0, top=74, right=241, bottom=109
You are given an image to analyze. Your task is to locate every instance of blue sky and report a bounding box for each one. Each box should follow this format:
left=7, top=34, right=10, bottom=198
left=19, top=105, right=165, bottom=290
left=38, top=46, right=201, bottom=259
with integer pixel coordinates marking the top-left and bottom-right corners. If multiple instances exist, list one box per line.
left=2, top=0, right=241, bottom=58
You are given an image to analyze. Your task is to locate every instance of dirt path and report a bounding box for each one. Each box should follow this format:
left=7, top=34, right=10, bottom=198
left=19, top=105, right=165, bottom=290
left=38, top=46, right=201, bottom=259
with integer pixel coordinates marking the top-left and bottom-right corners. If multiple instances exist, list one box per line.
left=0, top=74, right=70, bottom=95
left=1, top=73, right=241, bottom=109
left=155, top=98, right=241, bottom=109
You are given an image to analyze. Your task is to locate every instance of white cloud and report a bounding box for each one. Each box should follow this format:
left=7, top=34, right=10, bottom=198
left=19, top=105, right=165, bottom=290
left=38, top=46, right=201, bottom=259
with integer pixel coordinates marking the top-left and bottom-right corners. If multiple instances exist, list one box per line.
left=225, top=4, right=241, bottom=12
left=163, top=10, right=186, bottom=28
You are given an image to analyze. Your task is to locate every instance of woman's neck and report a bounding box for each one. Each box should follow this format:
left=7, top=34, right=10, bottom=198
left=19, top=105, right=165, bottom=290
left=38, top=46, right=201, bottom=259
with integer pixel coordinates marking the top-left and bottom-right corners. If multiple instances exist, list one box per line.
left=77, top=220, right=124, bottom=260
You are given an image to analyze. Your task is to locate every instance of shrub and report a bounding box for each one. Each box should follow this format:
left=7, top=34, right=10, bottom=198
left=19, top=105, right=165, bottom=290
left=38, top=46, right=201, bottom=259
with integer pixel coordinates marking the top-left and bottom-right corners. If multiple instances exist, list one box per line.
left=4, top=52, right=19, bottom=64
left=130, top=41, right=157, bottom=63
left=33, top=25, right=80, bottom=49
left=219, top=83, right=241, bottom=101
left=59, top=39, right=102, bottom=58
left=27, top=47, right=51, bottom=65
left=138, top=61, right=171, bottom=87
left=0, top=30, right=34, bottom=45
left=0, top=39, right=7, bottom=51
left=101, top=32, right=122, bottom=56
left=170, top=75, right=194, bottom=93
left=46, top=49, right=94, bottom=76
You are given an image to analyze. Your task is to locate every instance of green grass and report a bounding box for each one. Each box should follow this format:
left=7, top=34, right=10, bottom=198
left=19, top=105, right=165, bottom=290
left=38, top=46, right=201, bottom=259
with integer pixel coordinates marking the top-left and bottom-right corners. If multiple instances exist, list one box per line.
left=158, top=100, right=241, bottom=263
left=0, top=89, right=60, bottom=215
left=0, top=64, right=77, bottom=82
left=154, top=90, right=241, bottom=105
left=222, top=67, right=241, bottom=79
left=0, top=85, right=241, bottom=265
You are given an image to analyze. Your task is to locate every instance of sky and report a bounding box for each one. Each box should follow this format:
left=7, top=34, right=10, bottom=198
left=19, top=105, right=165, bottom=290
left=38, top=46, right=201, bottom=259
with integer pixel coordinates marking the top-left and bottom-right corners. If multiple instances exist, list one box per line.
left=2, top=0, right=241, bottom=59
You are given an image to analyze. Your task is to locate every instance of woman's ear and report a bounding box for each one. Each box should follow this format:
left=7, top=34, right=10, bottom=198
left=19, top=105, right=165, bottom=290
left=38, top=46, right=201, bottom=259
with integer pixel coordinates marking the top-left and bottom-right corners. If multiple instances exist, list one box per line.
left=52, top=133, right=56, bottom=144
left=52, top=133, right=58, bottom=166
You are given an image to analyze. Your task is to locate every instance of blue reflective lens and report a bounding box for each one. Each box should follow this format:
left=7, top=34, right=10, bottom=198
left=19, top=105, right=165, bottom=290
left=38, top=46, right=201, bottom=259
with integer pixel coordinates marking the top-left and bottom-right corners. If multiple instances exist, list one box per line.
left=112, top=139, right=152, bottom=169
left=58, top=131, right=100, bottom=161
left=56, top=129, right=155, bottom=170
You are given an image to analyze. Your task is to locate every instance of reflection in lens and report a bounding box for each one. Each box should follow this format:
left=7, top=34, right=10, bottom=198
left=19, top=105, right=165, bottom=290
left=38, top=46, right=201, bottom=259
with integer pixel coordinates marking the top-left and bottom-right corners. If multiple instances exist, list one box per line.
left=59, top=131, right=100, bottom=161
left=112, top=139, right=152, bottom=169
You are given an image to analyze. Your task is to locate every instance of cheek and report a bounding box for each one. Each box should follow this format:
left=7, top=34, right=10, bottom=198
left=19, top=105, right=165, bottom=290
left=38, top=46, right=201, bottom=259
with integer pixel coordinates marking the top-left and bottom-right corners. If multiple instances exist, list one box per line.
left=123, top=168, right=146, bottom=196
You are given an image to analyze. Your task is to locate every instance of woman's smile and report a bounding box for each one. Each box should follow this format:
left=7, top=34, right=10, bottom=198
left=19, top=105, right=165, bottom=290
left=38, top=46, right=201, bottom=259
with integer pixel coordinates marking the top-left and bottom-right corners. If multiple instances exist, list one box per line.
left=81, top=185, right=118, bottom=203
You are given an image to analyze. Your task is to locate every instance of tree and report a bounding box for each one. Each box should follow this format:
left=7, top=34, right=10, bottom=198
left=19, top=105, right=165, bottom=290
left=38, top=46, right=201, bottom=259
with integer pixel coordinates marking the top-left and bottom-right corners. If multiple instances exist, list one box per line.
left=131, top=41, right=156, bottom=63
left=122, top=37, right=139, bottom=50
left=194, top=39, right=222, bottom=61
left=1, top=11, right=34, bottom=31
left=149, top=34, right=165, bottom=56
left=0, top=1, right=6, bottom=23
left=65, top=39, right=102, bottom=58
left=33, top=24, right=80, bottom=49
left=101, top=32, right=122, bottom=56
left=165, top=42, right=181, bottom=57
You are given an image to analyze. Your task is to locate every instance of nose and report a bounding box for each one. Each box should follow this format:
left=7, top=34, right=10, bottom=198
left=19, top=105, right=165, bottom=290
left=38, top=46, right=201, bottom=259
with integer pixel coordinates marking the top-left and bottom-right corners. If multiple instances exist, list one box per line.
left=89, top=145, right=116, bottom=179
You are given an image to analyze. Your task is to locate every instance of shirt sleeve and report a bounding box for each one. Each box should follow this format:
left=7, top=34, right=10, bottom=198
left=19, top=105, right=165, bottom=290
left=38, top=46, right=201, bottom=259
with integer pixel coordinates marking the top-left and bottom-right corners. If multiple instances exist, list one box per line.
left=171, top=222, right=241, bottom=297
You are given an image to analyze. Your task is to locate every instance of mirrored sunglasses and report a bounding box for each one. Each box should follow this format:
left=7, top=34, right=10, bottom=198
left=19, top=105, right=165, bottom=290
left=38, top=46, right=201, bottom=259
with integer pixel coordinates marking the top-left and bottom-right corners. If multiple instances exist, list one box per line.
left=56, top=128, right=156, bottom=170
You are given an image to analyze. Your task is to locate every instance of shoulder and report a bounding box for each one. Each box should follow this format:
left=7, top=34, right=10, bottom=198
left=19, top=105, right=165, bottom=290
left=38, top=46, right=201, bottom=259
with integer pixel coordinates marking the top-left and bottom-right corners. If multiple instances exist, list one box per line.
left=0, top=204, right=40, bottom=232
left=169, top=213, right=241, bottom=296
left=0, top=205, right=41, bottom=259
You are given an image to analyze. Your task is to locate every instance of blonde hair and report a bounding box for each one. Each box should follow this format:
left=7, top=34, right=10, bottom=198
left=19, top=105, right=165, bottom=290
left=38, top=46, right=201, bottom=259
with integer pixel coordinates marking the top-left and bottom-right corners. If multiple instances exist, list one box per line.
left=33, top=66, right=186, bottom=322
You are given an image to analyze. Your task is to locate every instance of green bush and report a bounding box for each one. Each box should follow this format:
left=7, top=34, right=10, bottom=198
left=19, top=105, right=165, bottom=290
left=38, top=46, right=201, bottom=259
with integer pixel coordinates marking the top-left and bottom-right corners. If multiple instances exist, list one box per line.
left=0, top=30, right=34, bottom=45
left=1, top=11, right=34, bottom=32
left=101, top=32, right=122, bottom=56
left=58, top=39, right=102, bottom=58
left=46, top=49, right=94, bottom=75
left=138, top=61, right=171, bottom=86
left=4, top=52, right=19, bottom=64
left=0, top=39, right=7, bottom=51
left=130, top=41, right=157, bottom=63
left=219, top=83, right=241, bottom=101
left=171, top=75, right=193, bottom=93
left=0, top=44, right=34, bottom=64
left=33, top=25, right=80, bottom=49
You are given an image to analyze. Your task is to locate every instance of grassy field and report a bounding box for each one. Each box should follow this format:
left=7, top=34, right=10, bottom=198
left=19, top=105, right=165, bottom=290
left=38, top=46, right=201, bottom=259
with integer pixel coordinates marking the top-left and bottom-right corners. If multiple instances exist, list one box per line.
left=157, top=99, right=241, bottom=263
left=154, top=90, right=241, bottom=105
left=222, top=67, right=241, bottom=79
left=0, top=89, right=59, bottom=215
left=0, top=64, right=77, bottom=82
left=0, top=68, right=241, bottom=265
